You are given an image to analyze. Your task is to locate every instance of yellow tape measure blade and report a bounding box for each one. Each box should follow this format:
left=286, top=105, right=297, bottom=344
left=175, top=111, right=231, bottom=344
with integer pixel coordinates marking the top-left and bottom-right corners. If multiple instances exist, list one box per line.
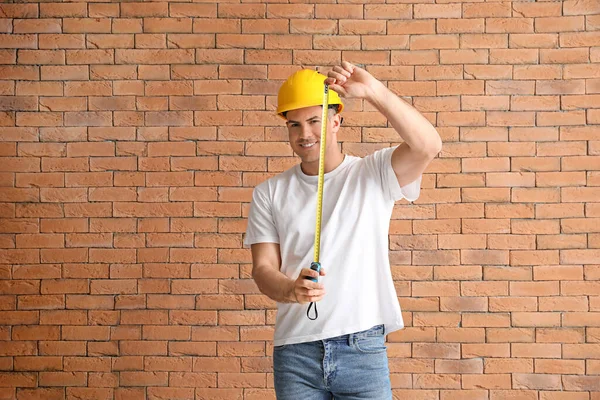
left=313, top=84, right=329, bottom=263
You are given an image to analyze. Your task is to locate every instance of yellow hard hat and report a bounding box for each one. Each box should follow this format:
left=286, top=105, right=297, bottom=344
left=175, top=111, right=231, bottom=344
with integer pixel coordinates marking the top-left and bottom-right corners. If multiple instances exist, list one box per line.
left=276, top=69, right=344, bottom=119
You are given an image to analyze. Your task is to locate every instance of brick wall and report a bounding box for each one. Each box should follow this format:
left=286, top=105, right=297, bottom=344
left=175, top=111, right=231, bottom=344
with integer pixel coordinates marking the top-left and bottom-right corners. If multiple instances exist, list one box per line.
left=1, top=1, right=599, bottom=399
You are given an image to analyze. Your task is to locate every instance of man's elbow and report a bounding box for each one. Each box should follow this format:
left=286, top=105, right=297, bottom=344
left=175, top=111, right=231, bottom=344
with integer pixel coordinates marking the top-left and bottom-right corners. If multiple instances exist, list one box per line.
left=251, top=264, right=262, bottom=283
left=251, top=264, right=270, bottom=294
left=424, top=131, right=442, bottom=158
left=414, top=141, right=441, bottom=161
left=251, top=267, right=267, bottom=297
left=430, top=141, right=442, bottom=158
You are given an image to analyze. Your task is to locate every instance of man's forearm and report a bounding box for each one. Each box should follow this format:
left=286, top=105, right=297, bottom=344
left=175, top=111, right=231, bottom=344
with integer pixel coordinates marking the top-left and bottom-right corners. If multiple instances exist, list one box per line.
left=368, top=80, right=442, bottom=154
left=252, top=265, right=297, bottom=303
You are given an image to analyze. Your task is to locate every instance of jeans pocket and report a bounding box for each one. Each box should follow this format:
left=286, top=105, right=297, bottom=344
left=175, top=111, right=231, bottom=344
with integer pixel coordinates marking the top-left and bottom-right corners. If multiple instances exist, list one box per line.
left=352, top=335, right=387, bottom=354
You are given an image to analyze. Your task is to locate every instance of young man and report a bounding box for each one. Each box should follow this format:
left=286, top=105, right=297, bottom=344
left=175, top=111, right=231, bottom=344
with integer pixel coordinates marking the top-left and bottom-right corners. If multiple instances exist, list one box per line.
left=244, top=61, right=442, bottom=399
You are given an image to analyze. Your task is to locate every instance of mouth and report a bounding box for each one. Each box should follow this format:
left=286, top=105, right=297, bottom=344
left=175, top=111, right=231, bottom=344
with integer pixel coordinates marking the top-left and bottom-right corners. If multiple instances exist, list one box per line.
left=299, top=142, right=317, bottom=149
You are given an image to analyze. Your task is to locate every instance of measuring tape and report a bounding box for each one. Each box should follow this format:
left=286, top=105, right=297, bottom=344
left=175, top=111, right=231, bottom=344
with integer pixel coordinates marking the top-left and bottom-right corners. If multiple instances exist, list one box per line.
left=314, top=83, right=329, bottom=263
left=306, top=83, right=329, bottom=320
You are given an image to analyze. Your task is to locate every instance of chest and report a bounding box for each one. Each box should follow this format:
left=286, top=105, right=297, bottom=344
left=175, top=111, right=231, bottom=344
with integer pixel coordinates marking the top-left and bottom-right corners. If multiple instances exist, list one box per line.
left=271, top=168, right=383, bottom=242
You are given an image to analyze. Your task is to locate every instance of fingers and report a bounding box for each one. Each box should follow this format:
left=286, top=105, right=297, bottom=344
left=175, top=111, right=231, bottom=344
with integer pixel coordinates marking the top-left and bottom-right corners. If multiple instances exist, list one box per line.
left=295, top=287, right=326, bottom=304
left=324, top=75, right=344, bottom=89
left=341, top=61, right=355, bottom=73
left=331, top=66, right=351, bottom=81
left=326, top=84, right=347, bottom=98
left=324, top=80, right=348, bottom=98
left=300, top=267, right=320, bottom=281
left=301, top=294, right=325, bottom=303
left=294, top=268, right=326, bottom=304
left=300, top=267, right=326, bottom=281
left=327, top=64, right=352, bottom=84
left=326, top=74, right=346, bottom=85
left=294, top=286, right=325, bottom=304
left=325, top=62, right=358, bottom=97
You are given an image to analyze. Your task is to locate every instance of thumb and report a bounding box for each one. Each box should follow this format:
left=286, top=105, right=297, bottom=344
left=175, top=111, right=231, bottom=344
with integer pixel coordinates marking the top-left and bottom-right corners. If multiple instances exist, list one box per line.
left=328, top=84, right=347, bottom=98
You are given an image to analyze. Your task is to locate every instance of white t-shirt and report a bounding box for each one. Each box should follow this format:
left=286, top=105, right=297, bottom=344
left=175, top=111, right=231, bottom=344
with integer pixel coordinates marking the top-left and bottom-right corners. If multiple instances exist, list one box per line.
left=244, top=146, right=422, bottom=346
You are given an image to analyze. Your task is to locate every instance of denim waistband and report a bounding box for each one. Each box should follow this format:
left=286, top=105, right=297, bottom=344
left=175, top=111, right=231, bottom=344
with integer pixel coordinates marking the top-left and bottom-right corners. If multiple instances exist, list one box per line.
left=323, top=324, right=384, bottom=344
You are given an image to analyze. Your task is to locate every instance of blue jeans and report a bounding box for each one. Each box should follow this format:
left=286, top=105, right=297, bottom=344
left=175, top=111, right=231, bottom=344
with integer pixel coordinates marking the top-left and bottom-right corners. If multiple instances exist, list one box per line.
left=273, top=325, right=392, bottom=400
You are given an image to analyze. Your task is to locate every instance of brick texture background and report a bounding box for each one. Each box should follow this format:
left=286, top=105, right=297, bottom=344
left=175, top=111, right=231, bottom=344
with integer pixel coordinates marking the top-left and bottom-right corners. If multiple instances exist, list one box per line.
left=1, top=1, right=599, bottom=399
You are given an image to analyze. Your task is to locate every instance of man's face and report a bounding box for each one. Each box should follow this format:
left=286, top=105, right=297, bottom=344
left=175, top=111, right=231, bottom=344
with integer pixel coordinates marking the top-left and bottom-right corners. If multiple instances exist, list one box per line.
left=285, top=105, right=341, bottom=163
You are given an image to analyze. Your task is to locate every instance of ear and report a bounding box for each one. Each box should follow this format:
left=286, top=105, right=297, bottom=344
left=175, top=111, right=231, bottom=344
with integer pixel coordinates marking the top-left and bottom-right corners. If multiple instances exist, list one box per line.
left=334, top=113, right=342, bottom=129
left=330, top=113, right=342, bottom=137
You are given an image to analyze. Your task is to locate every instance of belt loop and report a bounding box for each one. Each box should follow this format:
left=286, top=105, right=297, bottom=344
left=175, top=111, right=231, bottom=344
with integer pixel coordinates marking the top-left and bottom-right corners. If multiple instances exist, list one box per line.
left=348, top=332, right=354, bottom=346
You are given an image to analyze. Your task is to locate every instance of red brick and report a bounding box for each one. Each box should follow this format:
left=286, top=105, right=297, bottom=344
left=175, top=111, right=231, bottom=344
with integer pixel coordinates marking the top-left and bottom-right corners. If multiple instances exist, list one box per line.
left=463, top=374, right=511, bottom=389
left=413, top=36, right=460, bottom=52
left=0, top=340, right=36, bottom=358
left=0, top=4, right=38, bottom=18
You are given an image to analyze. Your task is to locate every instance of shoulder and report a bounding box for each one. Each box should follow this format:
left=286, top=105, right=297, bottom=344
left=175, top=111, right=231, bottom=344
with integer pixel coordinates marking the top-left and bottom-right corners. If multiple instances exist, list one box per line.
left=347, top=146, right=397, bottom=171
left=253, top=165, right=297, bottom=197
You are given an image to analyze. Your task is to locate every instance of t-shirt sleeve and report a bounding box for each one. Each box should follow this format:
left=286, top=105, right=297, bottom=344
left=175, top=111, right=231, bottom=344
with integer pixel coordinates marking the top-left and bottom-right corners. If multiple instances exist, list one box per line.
left=367, top=145, right=422, bottom=202
left=243, top=182, right=280, bottom=248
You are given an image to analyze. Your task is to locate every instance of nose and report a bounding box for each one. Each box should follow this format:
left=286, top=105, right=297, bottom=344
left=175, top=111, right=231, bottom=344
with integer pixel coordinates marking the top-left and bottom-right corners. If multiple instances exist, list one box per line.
left=299, top=123, right=313, bottom=139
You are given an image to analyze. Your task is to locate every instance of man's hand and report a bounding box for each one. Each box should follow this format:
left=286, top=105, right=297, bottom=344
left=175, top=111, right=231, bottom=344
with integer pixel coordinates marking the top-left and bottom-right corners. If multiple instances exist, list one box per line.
left=289, top=267, right=326, bottom=304
left=325, top=61, right=381, bottom=101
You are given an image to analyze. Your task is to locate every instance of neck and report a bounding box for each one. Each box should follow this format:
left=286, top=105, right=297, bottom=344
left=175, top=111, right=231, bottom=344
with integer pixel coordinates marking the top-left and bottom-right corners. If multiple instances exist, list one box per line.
left=300, top=150, right=345, bottom=176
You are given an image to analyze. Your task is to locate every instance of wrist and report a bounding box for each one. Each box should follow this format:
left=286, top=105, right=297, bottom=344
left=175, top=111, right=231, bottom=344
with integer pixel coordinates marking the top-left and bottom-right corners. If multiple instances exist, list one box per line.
left=366, top=79, right=388, bottom=109
left=286, top=280, right=298, bottom=303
